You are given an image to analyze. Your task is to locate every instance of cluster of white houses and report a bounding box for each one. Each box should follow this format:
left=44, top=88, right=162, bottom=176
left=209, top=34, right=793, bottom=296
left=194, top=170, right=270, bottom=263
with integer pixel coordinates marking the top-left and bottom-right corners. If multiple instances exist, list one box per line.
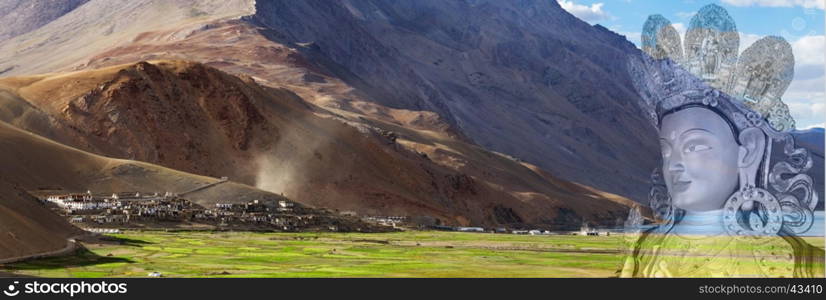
left=346, top=213, right=615, bottom=236
left=42, top=192, right=616, bottom=234
left=46, top=193, right=111, bottom=211
left=40, top=192, right=321, bottom=230
left=196, top=200, right=313, bottom=229
left=45, top=191, right=177, bottom=212
left=362, top=216, right=408, bottom=227
left=427, top=223, right=614, bottom=236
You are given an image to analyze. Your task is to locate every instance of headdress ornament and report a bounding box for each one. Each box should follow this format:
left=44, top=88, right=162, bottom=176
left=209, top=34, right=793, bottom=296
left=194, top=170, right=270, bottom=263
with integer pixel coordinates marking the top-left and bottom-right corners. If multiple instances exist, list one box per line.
left=628, top=4, right=817, bottom=238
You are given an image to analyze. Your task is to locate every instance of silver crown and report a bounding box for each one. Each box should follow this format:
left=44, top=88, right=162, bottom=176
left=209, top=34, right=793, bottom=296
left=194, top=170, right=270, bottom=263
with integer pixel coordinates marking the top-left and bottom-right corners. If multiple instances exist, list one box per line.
left=637, top=4, right=796, bottom=132
left=630, top=4, right=818, bottom=237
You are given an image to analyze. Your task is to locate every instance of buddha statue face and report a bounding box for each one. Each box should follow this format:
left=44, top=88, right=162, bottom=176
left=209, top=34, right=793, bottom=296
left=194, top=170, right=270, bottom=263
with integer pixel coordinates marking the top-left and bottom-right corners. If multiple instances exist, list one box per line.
left=658, top=107, right=741, bottom=212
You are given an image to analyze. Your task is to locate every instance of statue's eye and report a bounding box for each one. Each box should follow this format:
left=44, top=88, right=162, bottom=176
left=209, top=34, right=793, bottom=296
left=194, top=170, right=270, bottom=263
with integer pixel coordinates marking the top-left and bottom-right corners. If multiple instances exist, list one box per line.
left=684, top=144, right=711, bottom=153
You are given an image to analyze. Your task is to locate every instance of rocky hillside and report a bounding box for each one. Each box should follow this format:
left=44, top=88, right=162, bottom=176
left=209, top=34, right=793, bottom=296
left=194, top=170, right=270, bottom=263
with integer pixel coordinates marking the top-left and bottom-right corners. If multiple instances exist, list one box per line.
left=3, top=0, right=819, bottom=206
left=0, top=0, right=660, bottom=204
left=0, top=117, right=388, bottom=260
left=0, top=0, right=88, bottom=44
left=0, top=60, right=639, bottom=228
left=246, top=0, right=661, bottom=202
left=0, top=61, right=275, bottom=183
left=4, top=0, right=820, bottom=263
left=0, top=0, right=254, bottom=76
left=0, top=118, right=286, bottom=207
left=0, top=178, right=81, bottom=261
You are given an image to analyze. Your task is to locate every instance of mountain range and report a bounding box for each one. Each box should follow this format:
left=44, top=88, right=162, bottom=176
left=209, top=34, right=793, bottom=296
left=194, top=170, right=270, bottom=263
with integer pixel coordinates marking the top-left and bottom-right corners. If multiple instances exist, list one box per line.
left=0, top=0, right=820, bottom=259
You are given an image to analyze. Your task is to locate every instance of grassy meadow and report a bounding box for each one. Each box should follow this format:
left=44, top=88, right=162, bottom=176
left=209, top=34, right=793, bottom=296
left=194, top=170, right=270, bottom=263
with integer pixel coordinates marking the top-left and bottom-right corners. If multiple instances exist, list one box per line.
left=3, top=230, right=822, bottom=278
left=3, top=231, right=628, bottom=278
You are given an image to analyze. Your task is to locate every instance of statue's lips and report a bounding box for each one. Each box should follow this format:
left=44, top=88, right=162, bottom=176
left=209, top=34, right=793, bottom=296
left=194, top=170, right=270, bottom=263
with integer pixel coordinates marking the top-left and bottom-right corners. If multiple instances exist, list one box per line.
left=671, top=180, right=692, bottom=193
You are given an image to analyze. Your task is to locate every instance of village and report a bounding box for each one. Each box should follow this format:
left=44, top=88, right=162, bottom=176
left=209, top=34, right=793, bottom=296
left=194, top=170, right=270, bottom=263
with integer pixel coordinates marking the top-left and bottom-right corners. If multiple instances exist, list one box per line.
left=39, top=191, right=621, bottom=236
left=427, top=223, right=616, bottom=236
left=357, top=215, right=618, bottom=236
left=40, top=191, right=348, bottom=232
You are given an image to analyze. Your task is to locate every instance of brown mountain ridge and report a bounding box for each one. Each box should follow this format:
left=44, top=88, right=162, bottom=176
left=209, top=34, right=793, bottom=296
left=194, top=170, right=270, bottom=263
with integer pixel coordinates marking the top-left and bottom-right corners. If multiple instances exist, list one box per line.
left=0, top=60, right=639, bottom=228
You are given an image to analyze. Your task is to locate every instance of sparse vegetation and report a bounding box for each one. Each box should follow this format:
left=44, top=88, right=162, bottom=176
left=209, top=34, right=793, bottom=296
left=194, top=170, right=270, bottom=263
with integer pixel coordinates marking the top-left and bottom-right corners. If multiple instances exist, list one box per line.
left=5, top=231, right=823, bottom=278
left=4, top=231, right=635, bottom=278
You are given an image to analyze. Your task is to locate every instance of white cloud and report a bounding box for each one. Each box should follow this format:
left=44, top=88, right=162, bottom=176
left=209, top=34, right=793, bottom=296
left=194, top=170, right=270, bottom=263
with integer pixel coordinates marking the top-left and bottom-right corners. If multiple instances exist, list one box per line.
left=721, top=0, right=825, bottom=10
left=620, top=31, right=642, bottom=45
left=788, top=98, right=825, bottom=129
left=738, top=33, right=763, bottom=55
left=800, top=122, right=825, bottom=129
left=814, top=102, right=825, bottom=115
left=769, top=34, right=824, bottom=129
left=786, top=77, right=825, bottom=99
left=675, top=11, right=697, bottom=19
left=802, top=101, right=824, bottom=117
left=608, top=25, right=641, bottom=45
left=791, top=35, right=825, bottom=66
left=558, top=0, right=611, bottom=23
left=672, top=22, right=687, bottom=38
left=787, top=34, right=824, bottom=97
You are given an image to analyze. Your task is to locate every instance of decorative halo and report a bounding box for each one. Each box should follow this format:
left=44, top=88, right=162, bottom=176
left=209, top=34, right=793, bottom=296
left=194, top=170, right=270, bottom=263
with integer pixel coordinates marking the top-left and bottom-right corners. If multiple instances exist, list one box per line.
left=642, top=15, right=683, bottom=61
left=732, top=36, right=796, bottom=131
left=638, top=4, right=797, bottom=133
left=683, top=4, right=740, bottom=92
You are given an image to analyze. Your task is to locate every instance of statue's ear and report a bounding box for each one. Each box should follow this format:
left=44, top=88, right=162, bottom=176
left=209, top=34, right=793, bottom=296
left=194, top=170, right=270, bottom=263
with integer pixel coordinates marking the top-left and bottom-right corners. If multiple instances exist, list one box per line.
left=738, top=127, right=766, bottom=169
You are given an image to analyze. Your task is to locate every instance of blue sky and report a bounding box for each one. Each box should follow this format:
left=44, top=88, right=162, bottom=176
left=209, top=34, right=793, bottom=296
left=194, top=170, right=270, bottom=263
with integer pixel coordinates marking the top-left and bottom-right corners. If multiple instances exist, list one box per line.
left=558, top=0, right=824, bottom=129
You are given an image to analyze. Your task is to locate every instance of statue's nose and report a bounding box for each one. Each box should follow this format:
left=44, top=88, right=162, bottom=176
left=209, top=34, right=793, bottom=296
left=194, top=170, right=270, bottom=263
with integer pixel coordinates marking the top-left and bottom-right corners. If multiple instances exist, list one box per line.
left=666, top=155, right=685, bottom=175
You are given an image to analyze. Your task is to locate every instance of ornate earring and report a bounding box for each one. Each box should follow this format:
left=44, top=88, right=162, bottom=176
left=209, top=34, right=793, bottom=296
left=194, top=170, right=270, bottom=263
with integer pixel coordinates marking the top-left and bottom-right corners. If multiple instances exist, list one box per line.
left=722, top=167, right=782, bottom=239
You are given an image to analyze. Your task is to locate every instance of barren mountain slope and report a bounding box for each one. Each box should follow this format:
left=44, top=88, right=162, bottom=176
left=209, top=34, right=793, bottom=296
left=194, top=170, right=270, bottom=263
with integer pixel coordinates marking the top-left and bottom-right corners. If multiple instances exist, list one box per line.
left=246, top=0, right=662, bottom=202
left=0, top=177, right=81, bottom=260
left=0, top=118, right=387, bottom=260
left=0, top=61, right=638, bottom=228
left=0, top=0, right=88, bottom=44
left=0, top=0, right=255, bottom=76
left=0, top=0, right=660, bottom=203
left=0, top=119, right=284, bottom=206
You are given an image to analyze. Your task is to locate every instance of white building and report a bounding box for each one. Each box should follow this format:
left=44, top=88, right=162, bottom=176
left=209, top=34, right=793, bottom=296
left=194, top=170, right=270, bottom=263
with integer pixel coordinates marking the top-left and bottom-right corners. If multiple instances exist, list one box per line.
left=46, top=193, right=117, bottom=211
left=456, top=227, right=484, bottom=232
